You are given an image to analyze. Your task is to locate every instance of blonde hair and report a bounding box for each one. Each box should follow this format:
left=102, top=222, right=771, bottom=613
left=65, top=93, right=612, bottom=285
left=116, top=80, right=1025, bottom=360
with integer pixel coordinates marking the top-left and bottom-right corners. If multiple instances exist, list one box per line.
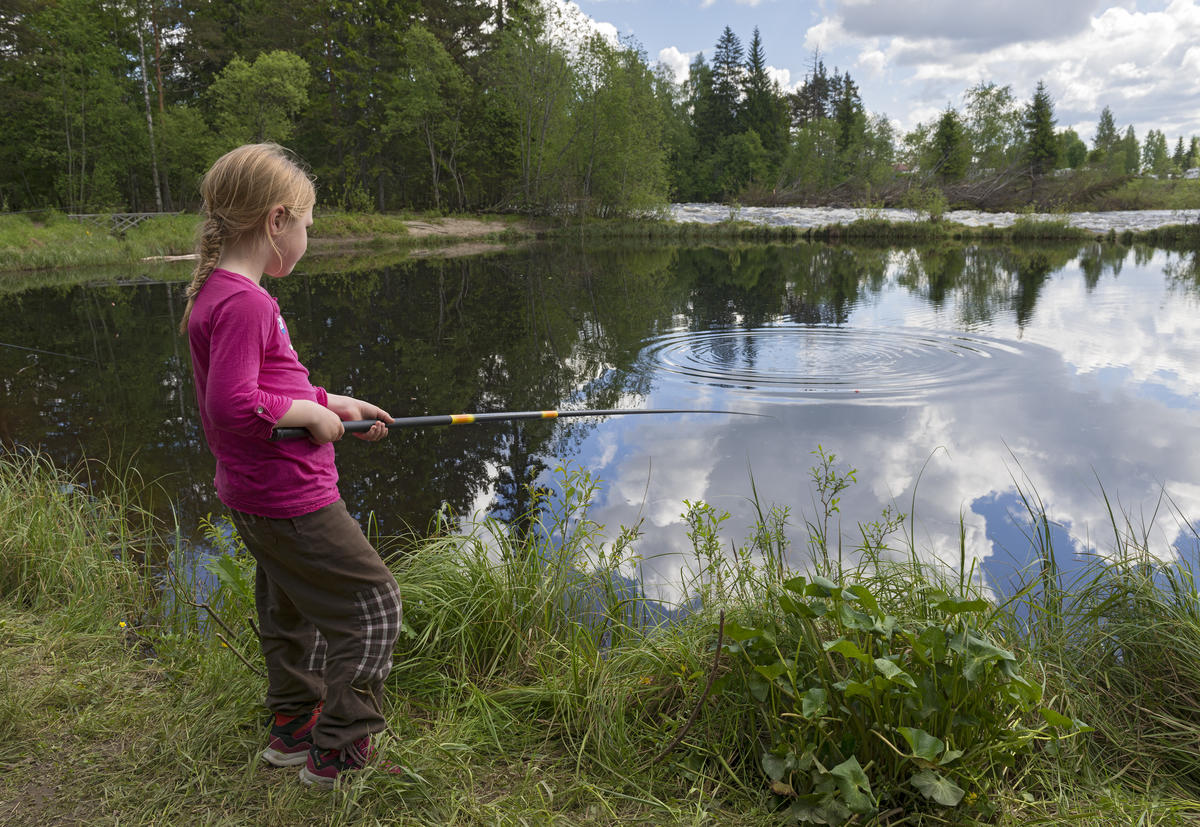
left=179, top=143, right=315, bottom=333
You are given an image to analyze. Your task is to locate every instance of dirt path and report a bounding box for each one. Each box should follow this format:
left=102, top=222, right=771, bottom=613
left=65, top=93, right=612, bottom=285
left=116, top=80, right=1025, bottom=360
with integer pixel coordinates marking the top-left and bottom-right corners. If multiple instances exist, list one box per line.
left=403, top=217, right=515, bottom=238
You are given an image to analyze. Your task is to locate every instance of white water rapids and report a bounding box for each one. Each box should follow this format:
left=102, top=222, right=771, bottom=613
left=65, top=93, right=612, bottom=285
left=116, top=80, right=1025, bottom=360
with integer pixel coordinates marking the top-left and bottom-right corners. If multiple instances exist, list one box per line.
left=670, top=203, right=1200, bottom=233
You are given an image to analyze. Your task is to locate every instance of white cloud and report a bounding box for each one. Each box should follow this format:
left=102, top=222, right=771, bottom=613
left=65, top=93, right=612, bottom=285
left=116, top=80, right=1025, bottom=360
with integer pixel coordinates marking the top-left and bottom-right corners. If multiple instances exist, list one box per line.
left=856, top=47, right=887, bottom=78
left=804, top=16, right=852, bottom=52
left=833, top=0, right=1105, bottom=47
left=825, top=1, right=1200, bottom=135
left=657, top=46, right=696, bottom=84
left=766, top=65, right=797, bottom=91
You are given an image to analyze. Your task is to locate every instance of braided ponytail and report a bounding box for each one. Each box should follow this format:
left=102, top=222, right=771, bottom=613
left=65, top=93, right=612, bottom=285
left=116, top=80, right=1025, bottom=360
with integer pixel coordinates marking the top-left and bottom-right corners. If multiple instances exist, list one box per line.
left=179, top=215, right=224, bottom=333
left=178, top=143, right=315, bottom=335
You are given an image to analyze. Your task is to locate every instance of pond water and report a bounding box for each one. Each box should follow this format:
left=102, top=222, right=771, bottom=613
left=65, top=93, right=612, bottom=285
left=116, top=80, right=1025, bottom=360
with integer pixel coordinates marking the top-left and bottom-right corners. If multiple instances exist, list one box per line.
left=3, top=239, right=1199, bottom=601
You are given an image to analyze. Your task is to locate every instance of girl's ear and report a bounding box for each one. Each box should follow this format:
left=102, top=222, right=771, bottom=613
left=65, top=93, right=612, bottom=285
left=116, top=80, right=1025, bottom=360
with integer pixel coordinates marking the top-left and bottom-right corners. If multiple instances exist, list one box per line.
left=267, top=205, right=288, bottom=236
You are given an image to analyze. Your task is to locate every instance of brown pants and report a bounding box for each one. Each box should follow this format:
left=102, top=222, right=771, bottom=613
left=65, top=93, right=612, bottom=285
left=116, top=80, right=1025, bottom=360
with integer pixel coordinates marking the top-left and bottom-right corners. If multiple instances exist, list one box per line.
left=230, top=499, right=401, bottom=750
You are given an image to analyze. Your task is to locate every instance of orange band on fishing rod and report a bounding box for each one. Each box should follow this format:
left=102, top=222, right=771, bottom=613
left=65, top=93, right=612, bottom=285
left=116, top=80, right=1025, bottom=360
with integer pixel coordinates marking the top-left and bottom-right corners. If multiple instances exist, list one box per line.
left=541, top=410, right=558, bottom=419
left=450, top=414, right=476, bottom=424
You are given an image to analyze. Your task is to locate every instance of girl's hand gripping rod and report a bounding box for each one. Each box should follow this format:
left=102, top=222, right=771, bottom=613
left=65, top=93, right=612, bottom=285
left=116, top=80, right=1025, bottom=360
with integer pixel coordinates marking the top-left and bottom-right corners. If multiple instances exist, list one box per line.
left=271, top=408, right=766, bottom=440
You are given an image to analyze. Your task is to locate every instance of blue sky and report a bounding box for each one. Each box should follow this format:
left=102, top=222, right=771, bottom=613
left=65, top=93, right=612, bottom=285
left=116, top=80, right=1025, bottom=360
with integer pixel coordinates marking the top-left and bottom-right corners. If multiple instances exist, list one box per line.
left=566, top=0, right=1200, bottom=142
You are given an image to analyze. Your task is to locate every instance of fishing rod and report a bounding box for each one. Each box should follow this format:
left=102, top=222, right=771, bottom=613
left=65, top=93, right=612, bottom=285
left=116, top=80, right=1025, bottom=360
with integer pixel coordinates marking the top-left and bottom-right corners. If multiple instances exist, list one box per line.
left=271, top=408, right=766, bottom=441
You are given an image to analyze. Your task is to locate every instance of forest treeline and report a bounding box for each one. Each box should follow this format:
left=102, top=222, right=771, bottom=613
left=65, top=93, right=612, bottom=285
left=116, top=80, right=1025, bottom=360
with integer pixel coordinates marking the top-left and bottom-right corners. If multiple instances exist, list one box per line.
left=3, top=0, right=1198, bottom=215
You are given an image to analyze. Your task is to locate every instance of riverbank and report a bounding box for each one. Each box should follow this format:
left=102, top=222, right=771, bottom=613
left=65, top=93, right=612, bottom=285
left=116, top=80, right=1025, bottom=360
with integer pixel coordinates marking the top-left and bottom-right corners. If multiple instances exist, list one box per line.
left=4, top=207, right=1198, bottom=278
left=0, top=211, right=535, bottom=274
left=4, top=451, right=1200, bottom=824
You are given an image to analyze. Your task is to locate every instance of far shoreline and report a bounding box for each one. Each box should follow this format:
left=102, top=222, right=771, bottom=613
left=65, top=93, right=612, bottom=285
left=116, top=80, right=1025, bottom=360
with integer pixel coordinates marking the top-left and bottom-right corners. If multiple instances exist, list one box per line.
left=2, top=207, right=1198, bottom=278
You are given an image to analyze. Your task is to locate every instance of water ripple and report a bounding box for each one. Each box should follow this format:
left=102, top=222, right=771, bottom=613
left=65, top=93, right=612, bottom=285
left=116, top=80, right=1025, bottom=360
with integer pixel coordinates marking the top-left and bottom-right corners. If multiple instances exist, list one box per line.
left=635, top=326, right=1023, bottom=404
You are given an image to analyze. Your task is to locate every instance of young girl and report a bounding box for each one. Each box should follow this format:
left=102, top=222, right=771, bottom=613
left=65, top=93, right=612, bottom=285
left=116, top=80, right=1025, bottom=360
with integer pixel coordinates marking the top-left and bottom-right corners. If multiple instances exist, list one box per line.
left=181, top=143, right=402, bottom=788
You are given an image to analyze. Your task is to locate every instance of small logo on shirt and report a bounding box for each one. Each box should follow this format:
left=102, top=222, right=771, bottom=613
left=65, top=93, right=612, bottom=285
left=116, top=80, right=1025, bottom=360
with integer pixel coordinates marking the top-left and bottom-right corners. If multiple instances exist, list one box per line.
left=277, top=314, right=297, bottom=353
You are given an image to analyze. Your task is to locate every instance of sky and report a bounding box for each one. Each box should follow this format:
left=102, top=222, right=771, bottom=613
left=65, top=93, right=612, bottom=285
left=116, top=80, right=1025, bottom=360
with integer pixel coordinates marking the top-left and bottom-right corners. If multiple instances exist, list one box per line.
left=566, top=0, right=1200, bottom=143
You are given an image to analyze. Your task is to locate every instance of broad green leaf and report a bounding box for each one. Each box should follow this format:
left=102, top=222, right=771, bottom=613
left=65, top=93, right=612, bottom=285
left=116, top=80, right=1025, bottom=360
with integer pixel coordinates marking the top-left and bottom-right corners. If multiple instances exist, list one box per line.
left=779, top=592, right=820, bottom=618
left=1038, top=707, right=1074, bottom=728
left=873, top=614, right=898, bottom=636
left=809, top=575, right=839, bottom=595
left=838, top=602, right=876, bottom=632
left=897, top=726, right=944, bottom=762
left=1002, top=680, right=1038, bottom=706
left=917, top=627, right=947, bottom=659
left=966, top=634, right=1015, bottom=662
left=787, top=794, right=834, bottom=824
left=843, top=680, right=873, bottom=700
left=748, top=674, right=769, bottom=702
left=874, top=657, right=917, bottom=688
left=842, top=787, right=875, bottom=815
left=783, top=575, right=808, bottom=594
left=755, top=662, right=789, bottom=681
left=762, top=751, right=788, bottom=782
left=801, top=687, right=828, bottom=718
left=816, top=796, right=852, bottom=824
left=722, top=621, right=761, bottom=642
left=845, top=583, right=879, bottom=613
left=825, top=637, right=872, bottom=664
left=910, top=770, right=966, bottom=806
left=830, top=755, right=871, bottom=792
left=940, top=749, right=964, bottom=765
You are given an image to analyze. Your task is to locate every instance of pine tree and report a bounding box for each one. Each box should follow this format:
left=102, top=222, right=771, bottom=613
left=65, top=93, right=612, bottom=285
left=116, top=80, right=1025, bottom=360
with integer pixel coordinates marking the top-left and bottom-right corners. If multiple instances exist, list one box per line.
left=1093, top=106, right=1117, bottom=154
left=931, top=106, right=969, bottom=181
left=832, top=71, right=863, bottom=155
left=788, top=49, right=830, bottom=127
left=740, top=27, right=788, bottom=161
left=1023, top=80, right=1057, bottom=175
left=710, top=26, right=743, bottom=138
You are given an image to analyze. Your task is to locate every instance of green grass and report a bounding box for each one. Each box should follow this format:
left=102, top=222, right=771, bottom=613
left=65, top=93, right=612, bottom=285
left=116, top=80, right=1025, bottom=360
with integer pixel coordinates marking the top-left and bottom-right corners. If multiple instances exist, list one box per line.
left=0, top=212, right=129, bottom=271
left=5, top=452, right=1200, bottom=824
left=0, top=212, right=200, bottom=272
left=0, top=211, right=534, bottom=274
left=0, top=451, right=153, bottom=628
left=309, top=210, right=415, bottom=238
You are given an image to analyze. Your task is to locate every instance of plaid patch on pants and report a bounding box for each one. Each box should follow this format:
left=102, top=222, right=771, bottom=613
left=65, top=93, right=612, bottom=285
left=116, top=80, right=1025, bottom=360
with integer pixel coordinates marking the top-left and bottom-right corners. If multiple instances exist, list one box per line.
left=353, top=581, right=402, bottom=684
left=231, top=499, right=402, bottom=750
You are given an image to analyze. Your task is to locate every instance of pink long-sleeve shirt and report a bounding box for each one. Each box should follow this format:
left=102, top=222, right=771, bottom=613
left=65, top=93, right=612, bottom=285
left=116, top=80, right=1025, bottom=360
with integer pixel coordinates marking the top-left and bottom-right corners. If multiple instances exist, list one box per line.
left=188, top=268, right=339, bottom=518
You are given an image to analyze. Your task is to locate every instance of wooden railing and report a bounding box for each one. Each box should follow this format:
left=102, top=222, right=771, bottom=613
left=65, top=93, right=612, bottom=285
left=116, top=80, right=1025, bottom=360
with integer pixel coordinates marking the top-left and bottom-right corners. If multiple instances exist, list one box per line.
left=68, top=212, right=183, bottom=233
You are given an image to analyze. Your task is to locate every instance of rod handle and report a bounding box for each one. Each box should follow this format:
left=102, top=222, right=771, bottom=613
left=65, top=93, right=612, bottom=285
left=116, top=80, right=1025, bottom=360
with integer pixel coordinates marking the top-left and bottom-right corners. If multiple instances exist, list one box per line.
left=271, top=420, right=378, bottom=441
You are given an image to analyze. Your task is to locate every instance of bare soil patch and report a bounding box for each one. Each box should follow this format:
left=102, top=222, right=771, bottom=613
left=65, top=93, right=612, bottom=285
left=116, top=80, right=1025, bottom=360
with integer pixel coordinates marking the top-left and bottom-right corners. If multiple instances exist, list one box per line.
left=404, top=217, right=514, bottom=238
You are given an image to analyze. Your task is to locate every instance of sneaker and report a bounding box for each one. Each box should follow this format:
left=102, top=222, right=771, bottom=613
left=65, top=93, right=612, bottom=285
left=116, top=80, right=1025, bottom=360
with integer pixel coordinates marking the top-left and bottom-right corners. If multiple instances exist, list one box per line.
left=299, top=736, right=397, bottom=788
left=261, top=702, right=322, bottom=767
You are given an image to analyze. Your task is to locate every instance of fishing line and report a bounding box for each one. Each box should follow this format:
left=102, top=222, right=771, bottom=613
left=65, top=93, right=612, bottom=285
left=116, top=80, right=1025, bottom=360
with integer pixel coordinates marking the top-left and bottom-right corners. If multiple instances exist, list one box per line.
left=0, top=340, right=99, bottom=363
